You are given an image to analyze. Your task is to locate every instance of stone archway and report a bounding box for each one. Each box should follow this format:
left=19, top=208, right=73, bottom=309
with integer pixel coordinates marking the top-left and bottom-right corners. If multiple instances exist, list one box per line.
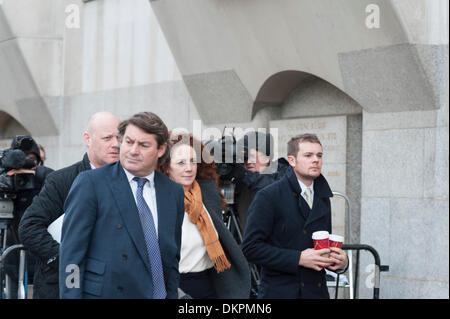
left=0, top=110, right=31, bottom=147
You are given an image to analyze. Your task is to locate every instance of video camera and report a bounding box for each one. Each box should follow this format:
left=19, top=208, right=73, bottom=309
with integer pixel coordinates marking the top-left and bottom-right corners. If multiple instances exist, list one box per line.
left=0, top=136, right=38, bottom=220
left=204, top=129, right=274, bottom=180
left=204, top=134, right=248, bottom=178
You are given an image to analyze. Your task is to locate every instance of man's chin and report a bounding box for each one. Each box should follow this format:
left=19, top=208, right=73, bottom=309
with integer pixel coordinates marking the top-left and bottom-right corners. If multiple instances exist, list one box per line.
left=122, top=161, right=139, bottom=171
left=107, top=156, right=119, bottom=163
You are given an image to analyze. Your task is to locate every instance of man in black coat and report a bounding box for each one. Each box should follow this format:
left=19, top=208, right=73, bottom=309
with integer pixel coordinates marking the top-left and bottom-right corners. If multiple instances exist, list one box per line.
left=18, top=111, right=120, bottom=298
left=242, top=133, right=347, bottom=299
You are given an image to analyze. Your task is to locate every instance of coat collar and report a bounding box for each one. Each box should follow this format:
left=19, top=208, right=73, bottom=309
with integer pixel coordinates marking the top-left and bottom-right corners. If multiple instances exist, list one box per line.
left=286, top=166, right=333, bottom=198
left=285, top=166, right=333, bottom=228
left=81, top=153, right=92, bottom=171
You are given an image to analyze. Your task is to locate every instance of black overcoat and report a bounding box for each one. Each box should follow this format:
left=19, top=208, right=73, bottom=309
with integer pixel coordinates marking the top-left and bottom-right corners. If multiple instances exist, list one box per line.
left=242, top=167, right=333, bottom=299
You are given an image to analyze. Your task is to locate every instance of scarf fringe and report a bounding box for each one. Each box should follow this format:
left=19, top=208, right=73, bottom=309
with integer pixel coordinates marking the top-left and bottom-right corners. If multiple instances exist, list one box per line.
left=212, top=255, right=231, bottom=273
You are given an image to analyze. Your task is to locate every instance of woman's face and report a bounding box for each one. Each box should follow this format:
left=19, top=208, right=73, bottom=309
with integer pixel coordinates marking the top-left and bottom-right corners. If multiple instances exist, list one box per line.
left=168, top=144, right=198, bottom=190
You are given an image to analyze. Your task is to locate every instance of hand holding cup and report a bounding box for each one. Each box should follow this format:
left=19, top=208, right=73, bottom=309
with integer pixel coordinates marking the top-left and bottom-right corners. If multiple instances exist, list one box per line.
left=329, top=234, right=344, bottom=248
left=328, top=234, right=347, bottom=270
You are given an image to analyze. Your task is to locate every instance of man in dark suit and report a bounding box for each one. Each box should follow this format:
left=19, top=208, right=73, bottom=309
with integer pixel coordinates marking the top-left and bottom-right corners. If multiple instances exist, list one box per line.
left=242, top=133, right=347, bottom=299
left=59, top=112, right=185, bottom=299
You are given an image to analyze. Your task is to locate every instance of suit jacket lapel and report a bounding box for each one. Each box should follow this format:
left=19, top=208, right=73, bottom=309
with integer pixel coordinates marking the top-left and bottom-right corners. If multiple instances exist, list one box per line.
left=109, top=162, right=152, bottom=273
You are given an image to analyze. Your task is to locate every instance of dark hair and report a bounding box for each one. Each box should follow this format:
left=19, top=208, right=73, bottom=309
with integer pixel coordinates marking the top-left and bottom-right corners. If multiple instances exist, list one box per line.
left=287, top=133, right=322, bottom=157
left=159, top=132, right=227, bottom=210
left=118, top=112, right=169, bottom=163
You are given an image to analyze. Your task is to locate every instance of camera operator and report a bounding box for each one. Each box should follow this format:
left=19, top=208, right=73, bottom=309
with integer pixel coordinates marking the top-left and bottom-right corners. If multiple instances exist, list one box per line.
left=225, top=131, right=290, bottom=234
left=2, top=135, right=54, bottom=299
left=18, top=111, right=120, bottom=299
left=206, top=131, right=290, bottom=298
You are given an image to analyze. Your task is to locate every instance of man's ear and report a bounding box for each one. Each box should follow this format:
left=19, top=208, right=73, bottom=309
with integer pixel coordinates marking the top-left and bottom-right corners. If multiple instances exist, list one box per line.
left=83, top=132, right=90, bottom=148
left=287, top=155, right=296, bottom=168
left=157, top=142, right=168, bottom=159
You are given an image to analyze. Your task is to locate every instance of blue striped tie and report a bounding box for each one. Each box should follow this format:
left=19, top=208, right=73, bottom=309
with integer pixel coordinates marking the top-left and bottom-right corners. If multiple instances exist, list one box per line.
left=133, top=177, right=167, bottom=299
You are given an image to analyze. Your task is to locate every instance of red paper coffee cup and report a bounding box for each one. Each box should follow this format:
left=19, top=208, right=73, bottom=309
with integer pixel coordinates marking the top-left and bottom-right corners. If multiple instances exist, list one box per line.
left=329, top=234, right=344, bottom=248
left=312, top=231, right=329, bottom=250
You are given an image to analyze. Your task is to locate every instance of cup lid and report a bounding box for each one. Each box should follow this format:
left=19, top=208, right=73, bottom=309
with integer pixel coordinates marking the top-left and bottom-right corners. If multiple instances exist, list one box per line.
left=329, top=234, right=344, bottom=242
left=312, top=231, right=329, bottom=240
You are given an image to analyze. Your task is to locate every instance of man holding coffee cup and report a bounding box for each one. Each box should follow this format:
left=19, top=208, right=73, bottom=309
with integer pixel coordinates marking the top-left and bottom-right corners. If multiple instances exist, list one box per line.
left=242, top=134, right=347, bottom=299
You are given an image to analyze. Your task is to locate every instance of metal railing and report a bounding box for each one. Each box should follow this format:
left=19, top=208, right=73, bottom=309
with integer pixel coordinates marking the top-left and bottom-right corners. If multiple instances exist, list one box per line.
left=330, top=192, right=389, bottom=299
left=341, top=244, right=390, bottom=299
left=0, top=244, right=28, bottom=299
left=331, top=191, right=354, bottom=298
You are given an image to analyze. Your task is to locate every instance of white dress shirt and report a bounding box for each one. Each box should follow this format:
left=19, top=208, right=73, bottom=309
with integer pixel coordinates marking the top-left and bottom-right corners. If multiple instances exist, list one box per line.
left=179, top=205, right=217, bottom=273
left=123, top=168, right=159, bottom=235
left=297, top=179, right=315, bottom=207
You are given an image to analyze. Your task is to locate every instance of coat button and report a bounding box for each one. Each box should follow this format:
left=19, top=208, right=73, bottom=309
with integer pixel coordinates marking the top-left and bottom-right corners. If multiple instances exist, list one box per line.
left=300, top=282, right=305, bottom=287
left=117, top=286, right=123, bottom=292
left=303, top=229, right=307, bottom=235
left=116, top=223, right=122, bottom=229
left=318, top=283, right=322, bottom=288
left=122, top=254, right=128, bottom=260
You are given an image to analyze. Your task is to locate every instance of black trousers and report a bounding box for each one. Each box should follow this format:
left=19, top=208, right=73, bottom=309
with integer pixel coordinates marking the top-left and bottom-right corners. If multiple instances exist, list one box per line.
left=179, top=268, right=217, bottom=299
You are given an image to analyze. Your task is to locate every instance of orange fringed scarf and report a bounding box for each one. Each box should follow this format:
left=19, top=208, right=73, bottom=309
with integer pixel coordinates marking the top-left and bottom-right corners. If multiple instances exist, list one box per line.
left=184, top=180, right=231, bottom=273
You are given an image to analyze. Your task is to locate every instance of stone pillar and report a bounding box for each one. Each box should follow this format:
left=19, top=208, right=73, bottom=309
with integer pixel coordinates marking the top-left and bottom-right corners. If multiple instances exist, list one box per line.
left=359, top=106, right=449, bottom=298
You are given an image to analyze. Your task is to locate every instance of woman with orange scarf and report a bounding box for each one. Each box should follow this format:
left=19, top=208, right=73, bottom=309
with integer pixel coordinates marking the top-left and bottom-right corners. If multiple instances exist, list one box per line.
left=160, top=133, right=251, bottom=299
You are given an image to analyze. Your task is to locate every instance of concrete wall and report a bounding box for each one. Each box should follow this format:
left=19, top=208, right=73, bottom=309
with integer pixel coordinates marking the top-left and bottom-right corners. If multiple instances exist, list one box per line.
left=0, top=1, right=60, bottom=140
left=151, top=0, right=449, bottom=298
left=150, top=0, right=445, bottom=122
left=0, top=0, right=200, bottom=170
left=359, top=106, right=449, bottom=298
left=357, top=2, right=449, bottom=297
